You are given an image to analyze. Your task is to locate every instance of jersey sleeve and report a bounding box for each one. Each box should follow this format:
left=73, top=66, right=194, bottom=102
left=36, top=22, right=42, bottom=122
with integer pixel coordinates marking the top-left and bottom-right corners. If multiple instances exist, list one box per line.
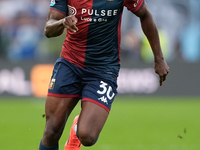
left=49, top=0, right=68, bottom=15
left=124, top=0, right=144, bottom=13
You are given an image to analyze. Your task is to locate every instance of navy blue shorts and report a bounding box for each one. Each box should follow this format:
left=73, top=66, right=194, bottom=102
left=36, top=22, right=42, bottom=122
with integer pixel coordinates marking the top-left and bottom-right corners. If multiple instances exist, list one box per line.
left=48, top=58, right=118, bottom=112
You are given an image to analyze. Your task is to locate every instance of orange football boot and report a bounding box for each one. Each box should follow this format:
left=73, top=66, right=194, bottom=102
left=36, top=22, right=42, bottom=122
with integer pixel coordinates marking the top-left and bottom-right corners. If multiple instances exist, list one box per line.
left=64, top=115, right=82, bottom=150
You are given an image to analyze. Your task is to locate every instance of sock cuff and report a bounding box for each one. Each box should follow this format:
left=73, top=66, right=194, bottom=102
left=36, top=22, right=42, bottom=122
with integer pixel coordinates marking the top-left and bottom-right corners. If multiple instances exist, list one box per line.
left=39, top=140, right=59, bottom=150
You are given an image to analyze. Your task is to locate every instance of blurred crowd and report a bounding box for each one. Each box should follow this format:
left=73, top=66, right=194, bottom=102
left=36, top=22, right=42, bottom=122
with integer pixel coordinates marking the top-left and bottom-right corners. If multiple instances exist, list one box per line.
left=0, top=0, right=200, bottom=63
left=0, top=0, right=50, bottom=61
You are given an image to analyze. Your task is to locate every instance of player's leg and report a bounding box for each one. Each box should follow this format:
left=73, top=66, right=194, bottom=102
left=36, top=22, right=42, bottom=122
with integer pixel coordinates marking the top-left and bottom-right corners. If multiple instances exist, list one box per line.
left=64, top=101, right=108, bottom=150
left=39, top=59, right=83, bottom=149
left=39, top=96, right=79, bottom=149
left=77, top=78, right=117, bottom=147
left=78, top=101, right=109, bottom=146
left=64, top=63, right=117, bottom=149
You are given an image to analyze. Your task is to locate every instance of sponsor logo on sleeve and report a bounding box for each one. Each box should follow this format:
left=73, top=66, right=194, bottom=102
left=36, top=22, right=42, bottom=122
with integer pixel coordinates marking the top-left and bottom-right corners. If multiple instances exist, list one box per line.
left=50, top=0, right=56, bottom=6
left=133, top=0, right=140, bottom=7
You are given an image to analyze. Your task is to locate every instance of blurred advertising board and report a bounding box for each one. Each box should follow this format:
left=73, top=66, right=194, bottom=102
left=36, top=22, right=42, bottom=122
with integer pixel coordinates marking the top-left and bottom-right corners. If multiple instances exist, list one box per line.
left=0, top=60, right=200, bottom=97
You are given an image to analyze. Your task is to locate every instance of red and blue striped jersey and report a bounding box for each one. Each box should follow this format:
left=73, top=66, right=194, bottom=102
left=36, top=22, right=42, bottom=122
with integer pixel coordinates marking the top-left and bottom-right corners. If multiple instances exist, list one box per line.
left=50, top=0, right=144, bottom=77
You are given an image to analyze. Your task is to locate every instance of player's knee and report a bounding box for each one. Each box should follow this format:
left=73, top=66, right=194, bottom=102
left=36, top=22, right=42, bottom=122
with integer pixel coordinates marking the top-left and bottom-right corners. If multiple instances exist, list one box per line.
left=43, top=126, right=61, bottom=143
left=78, top=130, right=98, bottom=146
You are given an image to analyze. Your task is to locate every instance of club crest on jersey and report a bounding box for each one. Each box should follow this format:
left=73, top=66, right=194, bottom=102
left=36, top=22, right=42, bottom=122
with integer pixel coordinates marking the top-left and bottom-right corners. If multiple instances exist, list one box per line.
left=49, top=79, right=56, bottom=90
left=50, top=0, right=56, bottom=6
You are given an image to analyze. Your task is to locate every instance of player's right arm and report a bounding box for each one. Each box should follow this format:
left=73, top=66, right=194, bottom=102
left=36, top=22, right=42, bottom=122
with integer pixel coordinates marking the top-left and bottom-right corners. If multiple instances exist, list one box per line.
left=44, top=9, right=78, bottom=38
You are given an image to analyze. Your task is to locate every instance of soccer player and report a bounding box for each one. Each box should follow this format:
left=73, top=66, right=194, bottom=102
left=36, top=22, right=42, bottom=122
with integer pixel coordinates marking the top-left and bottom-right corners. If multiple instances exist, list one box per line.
left=39, top=0, right=170, bottom=150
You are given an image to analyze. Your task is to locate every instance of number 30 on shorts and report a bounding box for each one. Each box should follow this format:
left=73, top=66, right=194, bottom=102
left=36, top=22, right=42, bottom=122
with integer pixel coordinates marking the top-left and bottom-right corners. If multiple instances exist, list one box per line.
left=97, top=81, right=115, bottom=100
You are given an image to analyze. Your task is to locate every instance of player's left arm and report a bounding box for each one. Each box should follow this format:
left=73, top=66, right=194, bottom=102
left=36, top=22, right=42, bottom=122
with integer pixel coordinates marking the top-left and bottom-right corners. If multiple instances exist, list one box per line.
left=135, top=3, right=170, bottom=86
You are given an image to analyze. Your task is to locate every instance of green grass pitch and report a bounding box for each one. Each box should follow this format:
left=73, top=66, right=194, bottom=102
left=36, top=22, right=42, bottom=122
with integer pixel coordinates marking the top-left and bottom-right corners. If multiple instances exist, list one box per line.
left=0, top=96, right=200, bottom=150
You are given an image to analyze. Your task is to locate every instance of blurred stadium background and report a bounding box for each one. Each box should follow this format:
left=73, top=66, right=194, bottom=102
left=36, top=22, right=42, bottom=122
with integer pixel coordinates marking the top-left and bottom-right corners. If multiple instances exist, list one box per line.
left=0, top=0, right=200, bottom=149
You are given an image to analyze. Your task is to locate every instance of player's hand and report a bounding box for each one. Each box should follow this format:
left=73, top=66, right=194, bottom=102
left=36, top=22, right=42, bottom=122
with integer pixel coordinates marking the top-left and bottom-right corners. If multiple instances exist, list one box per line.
left=154, top=59, right=170, bottom=86
left=62, top=15, right=78, bottom=33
